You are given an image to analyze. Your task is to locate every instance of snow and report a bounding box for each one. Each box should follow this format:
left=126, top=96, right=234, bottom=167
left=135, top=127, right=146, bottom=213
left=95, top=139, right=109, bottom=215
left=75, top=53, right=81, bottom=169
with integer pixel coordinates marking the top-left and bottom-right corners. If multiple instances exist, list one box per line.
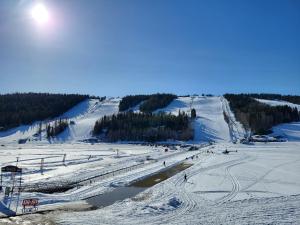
left=0, top=98, right=120, bottom=144
left=221, top=97, right=247, bottom=142
left=1, top=142, right=298, bottom=224
left=255, top=98, right=300, bottom=141
left=58, top=98, right=120, bottom=142
left=155, top=96, right=232, bottom=143
left=256, top=98, right=300, bottom=111
left=0, top=96, right=237, bottom=144
left=51, top=142, right=300, bottom=225
left=0, top=96, right=300, bottom=224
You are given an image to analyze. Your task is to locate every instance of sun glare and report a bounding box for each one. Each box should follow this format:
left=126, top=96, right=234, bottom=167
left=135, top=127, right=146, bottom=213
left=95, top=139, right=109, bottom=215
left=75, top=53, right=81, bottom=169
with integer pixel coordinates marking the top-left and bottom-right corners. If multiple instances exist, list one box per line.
left=31, top=3, right=50, bottom=25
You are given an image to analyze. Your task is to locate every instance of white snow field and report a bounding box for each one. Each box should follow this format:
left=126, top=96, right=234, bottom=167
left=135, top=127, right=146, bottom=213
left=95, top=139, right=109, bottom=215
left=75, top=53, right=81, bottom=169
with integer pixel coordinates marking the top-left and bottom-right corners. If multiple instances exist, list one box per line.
left=256, top=98, right=300, bottom=141
left=0, top=142, right=299, bottom=225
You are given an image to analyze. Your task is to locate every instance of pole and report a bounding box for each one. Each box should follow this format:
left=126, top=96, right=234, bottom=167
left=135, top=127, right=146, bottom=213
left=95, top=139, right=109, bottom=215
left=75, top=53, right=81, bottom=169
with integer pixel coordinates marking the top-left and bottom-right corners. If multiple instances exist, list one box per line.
left=40, top=158, right=44, bottom=175
left=15, top=172, right=22, bottom=214
left=63, top=154, right=66, bottom=165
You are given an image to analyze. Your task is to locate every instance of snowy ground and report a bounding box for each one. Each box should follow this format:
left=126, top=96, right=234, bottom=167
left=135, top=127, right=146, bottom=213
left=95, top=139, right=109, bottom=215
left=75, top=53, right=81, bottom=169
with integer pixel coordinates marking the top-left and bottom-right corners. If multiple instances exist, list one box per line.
left=0, top=142, right=299, bottom=224
left=0, top=96, right=300, bottom=224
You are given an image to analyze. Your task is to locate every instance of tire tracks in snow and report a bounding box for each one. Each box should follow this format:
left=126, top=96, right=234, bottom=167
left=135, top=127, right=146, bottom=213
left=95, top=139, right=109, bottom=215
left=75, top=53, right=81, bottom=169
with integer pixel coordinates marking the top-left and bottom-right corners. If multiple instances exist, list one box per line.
left=148, top=153, right=254, bottom=224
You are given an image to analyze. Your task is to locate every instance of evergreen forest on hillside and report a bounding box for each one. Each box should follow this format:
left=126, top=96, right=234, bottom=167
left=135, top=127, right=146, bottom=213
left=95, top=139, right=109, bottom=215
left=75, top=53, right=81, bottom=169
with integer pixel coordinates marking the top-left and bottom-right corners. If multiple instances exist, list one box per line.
left=224, top=94, right=300, bottom=134
left=0, top=93, right=88, bottom=131
left=93, top=111, right=193, bottom=142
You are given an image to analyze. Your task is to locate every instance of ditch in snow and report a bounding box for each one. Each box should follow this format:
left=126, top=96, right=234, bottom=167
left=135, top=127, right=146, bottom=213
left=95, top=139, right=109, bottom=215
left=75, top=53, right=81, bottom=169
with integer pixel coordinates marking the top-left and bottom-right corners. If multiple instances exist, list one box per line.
left=86, top=162, right=192, bottom=208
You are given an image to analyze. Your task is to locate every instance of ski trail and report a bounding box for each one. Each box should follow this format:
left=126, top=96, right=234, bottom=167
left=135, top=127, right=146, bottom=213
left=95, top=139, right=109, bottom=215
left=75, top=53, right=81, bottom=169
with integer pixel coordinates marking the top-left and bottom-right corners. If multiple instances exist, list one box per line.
left=215, top=155, right=255, bottom=204
left=221, top=96, right=246, bottom=143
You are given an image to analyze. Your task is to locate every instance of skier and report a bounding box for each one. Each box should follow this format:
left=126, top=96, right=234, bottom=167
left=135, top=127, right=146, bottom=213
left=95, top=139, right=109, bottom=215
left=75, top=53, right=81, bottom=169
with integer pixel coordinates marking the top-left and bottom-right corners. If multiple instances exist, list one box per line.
left=184, top=174, right=187, bottom=182
left=163, top=161, right=166, bottom=167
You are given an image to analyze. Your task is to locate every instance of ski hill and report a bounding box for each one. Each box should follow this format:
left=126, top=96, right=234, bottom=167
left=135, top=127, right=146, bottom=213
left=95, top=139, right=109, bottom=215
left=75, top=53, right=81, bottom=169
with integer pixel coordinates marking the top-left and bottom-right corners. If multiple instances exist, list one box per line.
left=0, top=95, right=241, bottom=144
left=0, top=98, right=120, bottom=144
left=256, top=98, right=300, bottom=141
left=57, top=98, right=120, bottom=142
left=2, top=95, right=300, bottom=145
left=155, top=96, right=241, bottom=143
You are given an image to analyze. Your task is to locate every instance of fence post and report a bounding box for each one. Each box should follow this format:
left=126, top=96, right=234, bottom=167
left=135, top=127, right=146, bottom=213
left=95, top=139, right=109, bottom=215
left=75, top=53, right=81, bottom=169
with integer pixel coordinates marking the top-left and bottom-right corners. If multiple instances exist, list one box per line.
left=63, top=154, right=66, bottom=165
left=40, top=158, right=44, bottom=175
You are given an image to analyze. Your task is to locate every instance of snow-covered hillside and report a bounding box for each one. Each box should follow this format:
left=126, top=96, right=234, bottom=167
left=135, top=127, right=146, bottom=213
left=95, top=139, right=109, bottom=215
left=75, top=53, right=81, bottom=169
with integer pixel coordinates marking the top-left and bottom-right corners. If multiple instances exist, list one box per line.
left=0, top=96, right=239, bottom=144
left=58, top=98, right=120, bottom=142
left=256, top=98, right=300, bottom=141
left=0, top=98, right=120, bottom=144
left=256, top=98, right=300, bottom=111
left=156, top=96, right=233, bottom=143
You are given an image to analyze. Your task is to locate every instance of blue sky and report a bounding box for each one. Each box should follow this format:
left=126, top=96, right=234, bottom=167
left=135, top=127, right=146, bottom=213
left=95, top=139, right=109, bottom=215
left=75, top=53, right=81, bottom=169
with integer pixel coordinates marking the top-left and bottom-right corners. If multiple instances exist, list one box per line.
left=0, top=0, right=299, bottom=96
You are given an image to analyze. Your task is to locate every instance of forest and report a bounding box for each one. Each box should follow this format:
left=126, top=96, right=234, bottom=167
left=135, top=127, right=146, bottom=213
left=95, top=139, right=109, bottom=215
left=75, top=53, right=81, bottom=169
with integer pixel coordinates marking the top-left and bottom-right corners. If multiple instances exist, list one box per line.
left=119, top=93, right=177, bottom=112
left=246, top=93, right=300, bottom=105
left=224, top=94, right=300, bottom=134
left=46, top=119, right=69, bottom=138
left=0, top=93, right=88, bottom=131
left=93, top=111, right=193, bottom=142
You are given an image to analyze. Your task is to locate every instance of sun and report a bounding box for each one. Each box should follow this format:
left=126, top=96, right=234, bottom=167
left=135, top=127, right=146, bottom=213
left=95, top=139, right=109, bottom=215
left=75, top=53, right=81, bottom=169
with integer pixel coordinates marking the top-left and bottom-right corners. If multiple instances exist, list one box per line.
left=31, top=3, right=50, bottom=25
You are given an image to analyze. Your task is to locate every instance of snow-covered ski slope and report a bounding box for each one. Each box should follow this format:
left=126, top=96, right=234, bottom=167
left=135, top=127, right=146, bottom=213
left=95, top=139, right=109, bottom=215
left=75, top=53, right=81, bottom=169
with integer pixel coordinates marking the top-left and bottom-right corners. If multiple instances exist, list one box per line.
left=0, top=96, right=240, bottom=144
left=156, top=96, right=233, bottom=143
left=58, top=98, right=120, bottom=142
left=256, top=98, right=300, bottom=141
left=0, top=98, right=120, bottom=144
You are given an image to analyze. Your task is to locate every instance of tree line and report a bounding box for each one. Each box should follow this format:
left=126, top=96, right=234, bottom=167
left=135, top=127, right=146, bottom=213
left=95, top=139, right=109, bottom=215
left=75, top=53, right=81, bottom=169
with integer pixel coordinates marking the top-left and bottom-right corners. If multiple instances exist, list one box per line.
left=245, top=93, right=300, bottom=105
left=224, top=94, right=300, bottom=134
left=119, top=93, right=177, bottom=112
left=0, top=93, right=88, bottom=131
left=46, top=119, right=69, bottom=138
left=93, top=111, right=193, bottom=142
